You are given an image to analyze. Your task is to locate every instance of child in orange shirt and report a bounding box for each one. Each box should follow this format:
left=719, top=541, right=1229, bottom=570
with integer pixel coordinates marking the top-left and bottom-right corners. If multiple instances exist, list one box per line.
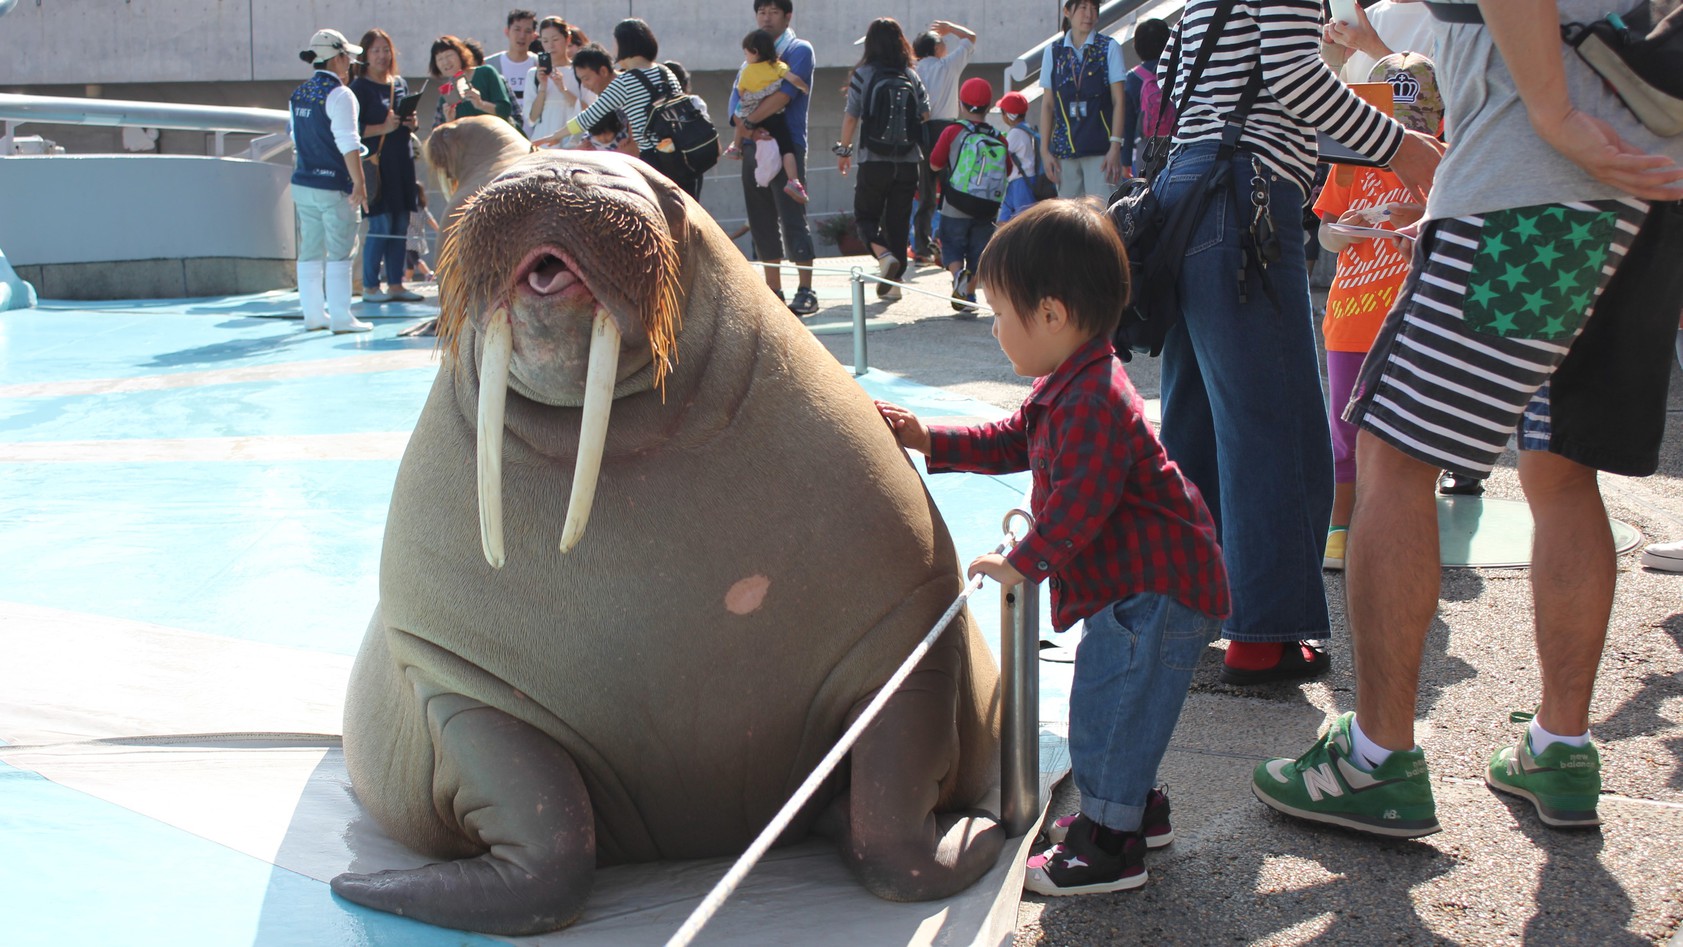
left=1314, top=52, right=1441, bottom=569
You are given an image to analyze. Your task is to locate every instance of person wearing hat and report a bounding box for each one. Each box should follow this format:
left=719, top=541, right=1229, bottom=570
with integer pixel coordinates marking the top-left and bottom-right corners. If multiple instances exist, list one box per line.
left=927, top=77, right=1009, bottom=314
left=1310, top=51, right=1442, bottom=571
left=910, top=19, right=979, bottom=262
left=289, top=28, right=373, bottom=333
left=996, top=89, right=1047, bottom=225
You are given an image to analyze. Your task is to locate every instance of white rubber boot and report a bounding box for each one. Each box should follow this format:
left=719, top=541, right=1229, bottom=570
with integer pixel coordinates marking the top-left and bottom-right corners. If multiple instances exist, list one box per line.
left=297, top=260, right=328, bottom=330
left=326, top=260, right=372, bottom=333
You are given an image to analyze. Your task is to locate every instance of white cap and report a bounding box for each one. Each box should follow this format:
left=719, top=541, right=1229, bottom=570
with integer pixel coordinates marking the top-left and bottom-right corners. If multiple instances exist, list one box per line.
left=306, top=28, right=362, bottom=63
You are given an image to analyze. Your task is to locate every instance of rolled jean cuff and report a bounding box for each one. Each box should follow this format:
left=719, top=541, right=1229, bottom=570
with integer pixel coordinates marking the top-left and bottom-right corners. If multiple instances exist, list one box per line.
left=1079, top=793, right=1145, bottom=834
left=1221, top=629, right=1328, bottom=643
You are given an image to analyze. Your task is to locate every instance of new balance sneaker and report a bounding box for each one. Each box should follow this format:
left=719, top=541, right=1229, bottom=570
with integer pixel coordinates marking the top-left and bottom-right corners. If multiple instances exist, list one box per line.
left=1023, top=816, right=1147, bottom=896
left=1045, top=788, right=1173, bottom=848
left=1486, top=715, right=1602, bottom=828
left=1252, top=712, right=1440, bottom=838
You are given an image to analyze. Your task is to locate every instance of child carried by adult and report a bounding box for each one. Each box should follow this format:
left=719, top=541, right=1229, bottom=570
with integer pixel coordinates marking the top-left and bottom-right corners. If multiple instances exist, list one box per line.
left=725, top=28, right=812, bottom=204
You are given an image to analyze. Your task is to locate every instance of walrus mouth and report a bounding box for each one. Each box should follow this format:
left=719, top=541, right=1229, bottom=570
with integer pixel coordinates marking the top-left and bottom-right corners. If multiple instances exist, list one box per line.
left=512, top=246, right=583, bottom=299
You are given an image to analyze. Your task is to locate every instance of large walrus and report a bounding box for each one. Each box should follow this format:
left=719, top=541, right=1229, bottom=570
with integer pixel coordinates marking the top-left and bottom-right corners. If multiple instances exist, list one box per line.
left=330, top=142, right=1005, bottom=935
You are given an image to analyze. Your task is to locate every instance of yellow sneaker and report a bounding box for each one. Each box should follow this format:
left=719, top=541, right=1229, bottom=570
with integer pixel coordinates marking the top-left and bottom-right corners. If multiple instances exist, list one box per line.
left=1323, top=527, right=1347, bottom=571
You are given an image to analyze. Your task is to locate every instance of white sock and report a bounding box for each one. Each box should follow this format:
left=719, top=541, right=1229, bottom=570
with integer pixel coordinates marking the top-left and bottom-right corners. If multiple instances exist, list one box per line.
left=1528, top=718, right=1590, bottom=754
left=1349, top=715, right=1396, bottom=770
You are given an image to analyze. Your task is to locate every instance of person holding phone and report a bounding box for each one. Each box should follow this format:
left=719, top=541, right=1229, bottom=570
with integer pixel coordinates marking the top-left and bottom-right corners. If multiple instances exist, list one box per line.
left=527, top=17, right=585, bottom=146
left=428, top=35, right=517, bottom=129
left=352, top=28, right=421, bottom=303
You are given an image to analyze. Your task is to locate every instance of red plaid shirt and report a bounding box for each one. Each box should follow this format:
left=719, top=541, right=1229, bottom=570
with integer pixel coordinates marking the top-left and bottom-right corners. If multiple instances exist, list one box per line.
left=927, top=336, right=1230, bottom=630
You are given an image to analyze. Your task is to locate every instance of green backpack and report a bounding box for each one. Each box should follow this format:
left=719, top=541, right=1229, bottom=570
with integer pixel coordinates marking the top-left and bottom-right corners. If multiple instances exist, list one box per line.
left=943, top=121, right=1012, bottom=219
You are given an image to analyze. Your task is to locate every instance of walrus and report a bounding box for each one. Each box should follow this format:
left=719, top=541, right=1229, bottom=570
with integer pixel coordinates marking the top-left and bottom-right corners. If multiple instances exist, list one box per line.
left=329, top=146, right=1005, bottom=935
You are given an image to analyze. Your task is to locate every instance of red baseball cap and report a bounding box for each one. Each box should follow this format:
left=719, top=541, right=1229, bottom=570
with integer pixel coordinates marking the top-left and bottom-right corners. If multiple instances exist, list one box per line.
left=997, top=91, right=1029, bottom=117
left=959, top=77, right=994, bottom=111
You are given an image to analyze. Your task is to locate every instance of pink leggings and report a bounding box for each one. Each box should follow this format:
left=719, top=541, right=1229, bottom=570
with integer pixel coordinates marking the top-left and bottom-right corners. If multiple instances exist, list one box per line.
left=1326, top=349, right=1368, bottom=484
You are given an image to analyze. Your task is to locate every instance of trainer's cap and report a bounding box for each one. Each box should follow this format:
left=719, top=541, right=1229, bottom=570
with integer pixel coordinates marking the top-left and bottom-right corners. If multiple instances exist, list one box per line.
left=959, top=77, right=994, bottom=111
left=1369, top=52, right=1442, bottom=136
left=306, top=28, right=362, bottom=63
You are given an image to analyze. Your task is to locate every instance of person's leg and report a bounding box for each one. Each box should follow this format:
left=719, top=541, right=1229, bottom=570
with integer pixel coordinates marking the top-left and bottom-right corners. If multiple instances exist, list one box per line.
left=741, top=149, right=785, bottom=296
left=1516, top=449, right=1613, bottom=738
left=1171, top=161, right=1332, bottom=650
left=914, top=153, right=936, bottom=257
left=779, top=151, right=818, bottom=302
left=385, top=209, right=412, bottom=293
left=881, top=161, right=919, bottom=273
left=324, top=195, right=370, bottom=333
left=362, top=211, right=389, bottom=293
left=1055, top=152, right=1085, bottom=200
left=1347, top=431, right=1441, bottom=750
left=1324, top=348, right=1366, bottom=569
left=854, top=161, right=891, bottom=258
left=292, top=185, right=330, bottom=330
left=1078, top=154, right=1111, bottom=201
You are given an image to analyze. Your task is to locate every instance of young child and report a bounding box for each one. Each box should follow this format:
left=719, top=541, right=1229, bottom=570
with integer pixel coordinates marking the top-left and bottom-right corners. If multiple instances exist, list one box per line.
left=725, top=29, right=810, bottom=204
left=578, top=109, right=637, bottom=156
left=1312, top=52, right=1442, bottom=570
left=928, top=78, right=1010, bottom=315
left=875, top=201, right=1230, bottom=896
left=995, top=90, right=1045, bottom=225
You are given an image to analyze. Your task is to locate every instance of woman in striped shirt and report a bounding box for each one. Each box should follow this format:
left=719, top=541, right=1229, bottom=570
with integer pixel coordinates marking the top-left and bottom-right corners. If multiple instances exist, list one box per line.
left=1148, top=0, right=1440, bottom=685
left=557, top=19, right=701, bottom=197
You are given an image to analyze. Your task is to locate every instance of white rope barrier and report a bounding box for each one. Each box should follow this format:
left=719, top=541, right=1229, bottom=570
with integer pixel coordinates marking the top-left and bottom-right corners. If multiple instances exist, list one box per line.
left=743, top=259, right=991, bottom=315
left=665, top=512, right=1027, bottom=947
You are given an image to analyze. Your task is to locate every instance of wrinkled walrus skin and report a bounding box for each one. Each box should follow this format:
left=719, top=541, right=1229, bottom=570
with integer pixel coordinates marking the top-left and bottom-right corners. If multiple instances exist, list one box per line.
left=330, top=148, right=1004, bottom=935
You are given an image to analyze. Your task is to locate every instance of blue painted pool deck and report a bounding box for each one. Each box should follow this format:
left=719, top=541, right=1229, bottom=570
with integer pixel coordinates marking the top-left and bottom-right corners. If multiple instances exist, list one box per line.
left=0, top=294, right=1069, bottom=946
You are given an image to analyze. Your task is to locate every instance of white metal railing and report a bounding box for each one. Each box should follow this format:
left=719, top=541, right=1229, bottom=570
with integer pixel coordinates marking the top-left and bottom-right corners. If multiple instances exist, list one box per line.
left=0, top=92, right=290, bottom=159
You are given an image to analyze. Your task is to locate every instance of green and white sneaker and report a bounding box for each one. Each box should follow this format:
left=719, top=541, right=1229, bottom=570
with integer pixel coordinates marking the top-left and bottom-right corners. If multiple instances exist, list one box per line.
left=1252, top=712, right=1440, bottom=838
left=1486, top=713, right=1602, bottom=828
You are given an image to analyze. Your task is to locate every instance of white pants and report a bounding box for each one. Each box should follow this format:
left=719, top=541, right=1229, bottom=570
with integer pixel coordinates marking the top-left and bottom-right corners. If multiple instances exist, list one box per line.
left=292, top=183, right=360, bottom=262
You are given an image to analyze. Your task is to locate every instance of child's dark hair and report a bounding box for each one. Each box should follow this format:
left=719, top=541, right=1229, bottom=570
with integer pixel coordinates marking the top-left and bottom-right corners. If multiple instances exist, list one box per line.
left=588, top=111, right=624, bottom=136
left=976, top=200, right=1128, bottom=337
left=742, top=29, right=780, bottom=65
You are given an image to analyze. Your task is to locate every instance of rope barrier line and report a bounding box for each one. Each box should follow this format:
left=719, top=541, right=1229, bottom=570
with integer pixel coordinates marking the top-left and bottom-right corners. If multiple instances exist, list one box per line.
left=667, top=503, right=1031, bottom=947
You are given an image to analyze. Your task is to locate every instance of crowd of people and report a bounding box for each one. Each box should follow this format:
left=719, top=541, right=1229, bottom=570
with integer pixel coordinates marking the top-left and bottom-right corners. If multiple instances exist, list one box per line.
left=286, top=0, right=1683, bottom=904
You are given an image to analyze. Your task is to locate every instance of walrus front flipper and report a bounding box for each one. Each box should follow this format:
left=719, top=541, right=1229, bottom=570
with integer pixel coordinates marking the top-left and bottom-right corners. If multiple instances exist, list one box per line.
left=332, top=696, right=595, bottom=935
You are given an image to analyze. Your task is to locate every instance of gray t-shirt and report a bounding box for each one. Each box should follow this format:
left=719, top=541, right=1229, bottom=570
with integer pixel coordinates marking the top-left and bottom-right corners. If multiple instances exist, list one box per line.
left=846, top=63, right=931, bottom=163
left=1427, top=0, right=1683, bottom=221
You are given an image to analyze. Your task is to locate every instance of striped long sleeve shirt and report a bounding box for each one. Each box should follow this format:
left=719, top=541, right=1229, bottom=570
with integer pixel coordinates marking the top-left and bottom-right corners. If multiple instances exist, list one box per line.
left=1161, top=0, right=1407, bottom=194
left=566, top=65, right=679, bottom=152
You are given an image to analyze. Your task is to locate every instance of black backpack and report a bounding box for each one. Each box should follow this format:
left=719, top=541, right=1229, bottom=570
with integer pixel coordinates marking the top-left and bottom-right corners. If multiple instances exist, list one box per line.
left=860, top=67, right=920, bottom=157
left=630, top=67, right=721, bottom=176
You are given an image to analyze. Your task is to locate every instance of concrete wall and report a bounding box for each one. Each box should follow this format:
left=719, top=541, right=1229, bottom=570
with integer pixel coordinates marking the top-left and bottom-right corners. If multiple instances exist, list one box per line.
left=0, top=153, right=294, bottom=298
left=2, top=1, right=1067, bottom=84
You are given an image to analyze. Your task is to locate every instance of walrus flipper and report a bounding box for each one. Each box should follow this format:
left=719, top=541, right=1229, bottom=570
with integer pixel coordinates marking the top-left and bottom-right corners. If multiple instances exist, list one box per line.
left=825, top=626, right=1006, bottom=901
left=331, top=695, right=595, bottom=935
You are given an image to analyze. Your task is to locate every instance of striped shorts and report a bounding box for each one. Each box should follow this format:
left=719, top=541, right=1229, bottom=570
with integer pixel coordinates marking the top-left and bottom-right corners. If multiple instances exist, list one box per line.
left=1344, top=198, right=1649, bottom=476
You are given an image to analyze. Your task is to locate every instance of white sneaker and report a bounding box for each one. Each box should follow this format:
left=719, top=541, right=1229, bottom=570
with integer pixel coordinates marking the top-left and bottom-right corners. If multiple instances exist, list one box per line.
left=1640, top=539, right=1683, bottom=573
left=332, top=317, right=374, bottom=334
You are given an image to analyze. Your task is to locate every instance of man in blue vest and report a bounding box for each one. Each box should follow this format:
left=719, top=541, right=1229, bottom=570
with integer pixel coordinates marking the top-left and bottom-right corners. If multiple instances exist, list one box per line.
left=290, top=28, right=373, bottom=333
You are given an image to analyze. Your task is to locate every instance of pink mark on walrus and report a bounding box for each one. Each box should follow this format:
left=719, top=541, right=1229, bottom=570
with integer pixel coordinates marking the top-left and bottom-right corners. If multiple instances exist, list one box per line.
left=725, top=575, right=772, bottom=615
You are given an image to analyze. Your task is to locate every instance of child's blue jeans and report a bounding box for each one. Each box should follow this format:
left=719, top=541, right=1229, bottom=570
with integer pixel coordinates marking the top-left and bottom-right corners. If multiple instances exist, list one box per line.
left=1069, top=592, right=1220, bottom=833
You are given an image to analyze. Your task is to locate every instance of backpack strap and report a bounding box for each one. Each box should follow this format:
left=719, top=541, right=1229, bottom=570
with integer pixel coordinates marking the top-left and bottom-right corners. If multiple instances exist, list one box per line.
left=627, top=67, right=679, bottom=129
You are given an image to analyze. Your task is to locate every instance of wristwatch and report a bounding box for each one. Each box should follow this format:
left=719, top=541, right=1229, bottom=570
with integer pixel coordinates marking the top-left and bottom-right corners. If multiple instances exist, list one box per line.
left=1108, top=135, right=1126, bottom=146
left=832, top=143, right=854, bottom=157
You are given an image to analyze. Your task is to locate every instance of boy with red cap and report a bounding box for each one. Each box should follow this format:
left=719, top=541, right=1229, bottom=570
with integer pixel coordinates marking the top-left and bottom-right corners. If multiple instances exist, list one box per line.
left=996, top=89, right=1047, bottom=224
left=929, top=77, right=1013, bottom=314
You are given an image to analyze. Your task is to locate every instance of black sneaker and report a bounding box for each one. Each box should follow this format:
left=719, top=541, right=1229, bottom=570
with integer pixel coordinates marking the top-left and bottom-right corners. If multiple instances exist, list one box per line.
left=1438, top=470, right=1485, bottom=496
left=1045, top=787, right=1173, bottom=848
left=788, top=286, right=819, bottom=316
left=1023, top=816, right=1147, bottom=896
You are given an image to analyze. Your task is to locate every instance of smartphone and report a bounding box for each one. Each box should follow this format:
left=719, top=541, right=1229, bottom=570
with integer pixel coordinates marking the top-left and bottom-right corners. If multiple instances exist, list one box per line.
left=440, top=74, right=466, bottom=107
left=1329, top=0, right=1360, bottom=24
left=537, top=50, right=553, bottom=72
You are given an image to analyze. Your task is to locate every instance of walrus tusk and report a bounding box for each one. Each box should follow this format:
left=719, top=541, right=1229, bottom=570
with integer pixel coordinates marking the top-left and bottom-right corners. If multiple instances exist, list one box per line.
left=477, top=305, right=513, bottom=568
left=558, top=308, right=621, bottom=554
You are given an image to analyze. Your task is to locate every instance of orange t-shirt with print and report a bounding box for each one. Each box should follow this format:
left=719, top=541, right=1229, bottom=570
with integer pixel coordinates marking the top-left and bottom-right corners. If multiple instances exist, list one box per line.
left=1313, top=166, right=1414, bottom=353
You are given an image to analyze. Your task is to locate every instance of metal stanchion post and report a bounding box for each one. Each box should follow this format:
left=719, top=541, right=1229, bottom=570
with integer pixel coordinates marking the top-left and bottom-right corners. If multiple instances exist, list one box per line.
left=1000, top=576, right=1040, bottom=837
left=850, top=271, right=868, bottom=376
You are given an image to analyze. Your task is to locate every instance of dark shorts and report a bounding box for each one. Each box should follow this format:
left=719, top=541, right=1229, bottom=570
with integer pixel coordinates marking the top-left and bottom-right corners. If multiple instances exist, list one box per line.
left=1345, top=198, right=1683, bottom=476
